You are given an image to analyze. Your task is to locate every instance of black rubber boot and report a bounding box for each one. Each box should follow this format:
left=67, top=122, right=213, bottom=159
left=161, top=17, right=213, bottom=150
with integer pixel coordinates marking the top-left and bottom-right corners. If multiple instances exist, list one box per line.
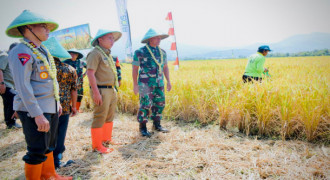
left=153, top=120, right=169, bottom=133
left=139, top=123, right=151, bottom=137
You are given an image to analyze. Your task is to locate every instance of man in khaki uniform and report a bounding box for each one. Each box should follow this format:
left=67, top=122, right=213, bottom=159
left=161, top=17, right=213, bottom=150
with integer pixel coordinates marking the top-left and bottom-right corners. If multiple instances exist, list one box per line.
left=86, top=29, right=122, bottom=154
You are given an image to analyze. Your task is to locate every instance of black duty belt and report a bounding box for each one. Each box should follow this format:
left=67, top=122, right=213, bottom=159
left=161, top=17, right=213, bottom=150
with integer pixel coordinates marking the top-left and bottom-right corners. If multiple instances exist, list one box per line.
left=97, top=85, right=113, bottom=89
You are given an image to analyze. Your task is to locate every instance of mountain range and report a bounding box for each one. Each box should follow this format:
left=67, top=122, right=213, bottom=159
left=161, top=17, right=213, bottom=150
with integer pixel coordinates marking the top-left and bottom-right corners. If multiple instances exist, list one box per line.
left=84, top=32, right=330, bottom=61
left=178, top=32, right=330, bottom=60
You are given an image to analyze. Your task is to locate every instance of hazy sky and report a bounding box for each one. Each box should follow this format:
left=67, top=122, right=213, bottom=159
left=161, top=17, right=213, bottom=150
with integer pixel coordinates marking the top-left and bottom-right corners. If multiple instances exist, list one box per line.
left=1, top=0, right=330, bottom=50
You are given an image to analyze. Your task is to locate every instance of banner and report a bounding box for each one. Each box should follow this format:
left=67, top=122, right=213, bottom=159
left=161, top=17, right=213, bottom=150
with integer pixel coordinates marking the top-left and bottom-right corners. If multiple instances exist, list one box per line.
left=166, top=12, right=179, bottom=70
left=49, top=24, right=91, bottom=50
left=116, top=0, right=133, bottom=62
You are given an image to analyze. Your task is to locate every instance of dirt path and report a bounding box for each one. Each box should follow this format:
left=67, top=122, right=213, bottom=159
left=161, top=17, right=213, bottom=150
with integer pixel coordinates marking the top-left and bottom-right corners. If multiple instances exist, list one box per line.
left=0, top=109, right=329, bottom=179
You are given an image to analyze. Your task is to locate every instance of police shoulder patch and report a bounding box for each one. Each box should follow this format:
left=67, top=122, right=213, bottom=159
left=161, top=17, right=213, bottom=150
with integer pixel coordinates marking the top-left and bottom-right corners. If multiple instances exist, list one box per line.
left=18, top=53, right=31, bottom=66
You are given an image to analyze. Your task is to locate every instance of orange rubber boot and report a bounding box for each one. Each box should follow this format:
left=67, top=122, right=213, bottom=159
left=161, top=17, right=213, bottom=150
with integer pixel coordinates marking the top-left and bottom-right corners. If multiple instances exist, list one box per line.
left=103, top=122, right=120, bottom=145
left=25, top=163, right=42, bottom=180
left=91, top=128, right=114, bottom=154
left=41, top=152, right=72, bottom=180
left=76, top=102, right=83, bottom=112
left=76, top=102, right=80, bottom=111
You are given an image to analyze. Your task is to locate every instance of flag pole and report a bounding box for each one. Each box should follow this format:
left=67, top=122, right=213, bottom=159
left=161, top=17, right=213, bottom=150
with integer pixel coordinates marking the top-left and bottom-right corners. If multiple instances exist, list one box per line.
left=126, top=9, right=133, bottom=62
left=170, top=12, right=179, bottom=65
left=166, top=12, right=179, bottom=70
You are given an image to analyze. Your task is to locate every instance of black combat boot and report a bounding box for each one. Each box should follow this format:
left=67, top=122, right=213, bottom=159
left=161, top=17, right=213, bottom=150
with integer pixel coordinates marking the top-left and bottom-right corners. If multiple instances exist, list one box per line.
left=139, top=123, right=151, bottom=137
left=153, top=120, right=169, bottom=133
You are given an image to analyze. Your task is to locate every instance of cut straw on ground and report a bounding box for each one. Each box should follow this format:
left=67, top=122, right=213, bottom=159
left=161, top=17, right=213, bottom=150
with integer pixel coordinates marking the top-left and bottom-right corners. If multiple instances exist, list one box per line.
left=0, top=112, right=329, bottom=179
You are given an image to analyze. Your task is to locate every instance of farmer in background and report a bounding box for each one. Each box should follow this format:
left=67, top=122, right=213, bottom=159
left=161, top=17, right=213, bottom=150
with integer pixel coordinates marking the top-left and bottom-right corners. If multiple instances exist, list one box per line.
left=132, top=28, right=171, bottom=137
left=6, top=10, right=72, bottom=179
left=113, top=56, right=122, bottom=87
left=43, top=37, right=78, bottom=169
left=0, top=42, right=22, bottom=129
left=64, top=49, right=86, bottom=112
left=86, top=29, right=122, bottom=154
left=242, top=45, right=272, bottom=83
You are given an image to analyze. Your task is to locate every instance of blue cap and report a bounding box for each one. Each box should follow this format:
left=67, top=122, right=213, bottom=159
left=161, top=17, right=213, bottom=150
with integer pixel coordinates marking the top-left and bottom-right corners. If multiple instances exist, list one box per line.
left=258, top=45, right=272, bottom=51
left=42, top=37, right=71, bottom=59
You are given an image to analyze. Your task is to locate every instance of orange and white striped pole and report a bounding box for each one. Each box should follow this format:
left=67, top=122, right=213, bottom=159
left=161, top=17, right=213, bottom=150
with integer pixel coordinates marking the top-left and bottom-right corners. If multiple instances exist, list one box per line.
left=166, top=12, right=179, bottom=70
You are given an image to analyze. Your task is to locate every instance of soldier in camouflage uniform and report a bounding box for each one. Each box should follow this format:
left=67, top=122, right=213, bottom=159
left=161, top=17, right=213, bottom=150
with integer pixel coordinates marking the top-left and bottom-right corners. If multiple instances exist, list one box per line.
left=132, top=29, right=172, bottom=137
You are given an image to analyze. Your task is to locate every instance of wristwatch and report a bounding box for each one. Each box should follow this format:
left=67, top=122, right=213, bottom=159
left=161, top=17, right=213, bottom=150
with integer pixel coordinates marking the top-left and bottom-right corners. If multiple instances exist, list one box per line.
left=0, top=82, right=4, bottom=85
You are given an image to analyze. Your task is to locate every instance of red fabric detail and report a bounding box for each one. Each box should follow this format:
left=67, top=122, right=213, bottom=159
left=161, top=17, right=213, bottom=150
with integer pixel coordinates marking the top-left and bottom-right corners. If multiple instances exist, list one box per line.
left=18, top=53, right=31, bottom=66
left=165, top=12, right=172, bottom=21
left=168, top=28, right=175, bottom=35
left=173, top=57, right=179, bottom=65
left=29, top=42, right=37, bottom=48
left=115, top=57, right=120, bottom=67
left=170, top=42, right=177, bottom=51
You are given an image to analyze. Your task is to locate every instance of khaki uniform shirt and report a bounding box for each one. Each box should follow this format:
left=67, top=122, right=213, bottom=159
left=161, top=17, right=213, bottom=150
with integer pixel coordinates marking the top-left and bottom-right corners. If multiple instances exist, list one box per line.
left=86, top=46, right=116, bottom=86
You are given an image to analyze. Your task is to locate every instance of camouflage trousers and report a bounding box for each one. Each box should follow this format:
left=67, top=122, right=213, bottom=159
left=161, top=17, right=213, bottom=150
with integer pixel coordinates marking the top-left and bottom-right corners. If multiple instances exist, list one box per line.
left=137, top=85, right=165, bottom=123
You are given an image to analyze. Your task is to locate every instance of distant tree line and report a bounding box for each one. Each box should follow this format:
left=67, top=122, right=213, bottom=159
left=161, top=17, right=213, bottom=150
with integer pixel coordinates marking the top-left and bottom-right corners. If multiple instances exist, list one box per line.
left=268, top=49, right=330, bottom=57
left=176, top=49, right=330, bottom=61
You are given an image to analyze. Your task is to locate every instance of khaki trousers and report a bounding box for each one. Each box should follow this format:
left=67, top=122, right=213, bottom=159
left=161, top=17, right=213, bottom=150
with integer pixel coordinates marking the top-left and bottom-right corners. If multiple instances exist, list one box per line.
left=91, top=88, right=117, bottom=128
